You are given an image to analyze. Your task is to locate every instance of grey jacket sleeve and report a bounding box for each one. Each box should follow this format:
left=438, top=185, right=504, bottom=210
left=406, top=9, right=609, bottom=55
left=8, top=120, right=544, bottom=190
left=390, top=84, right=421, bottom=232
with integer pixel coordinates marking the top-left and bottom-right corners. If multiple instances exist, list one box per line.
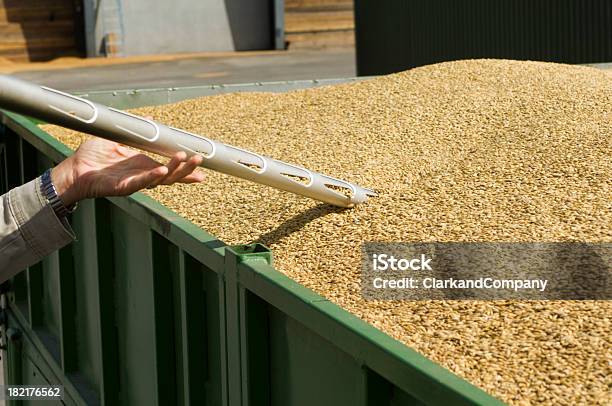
left=0, top=176, right=76, bottom=283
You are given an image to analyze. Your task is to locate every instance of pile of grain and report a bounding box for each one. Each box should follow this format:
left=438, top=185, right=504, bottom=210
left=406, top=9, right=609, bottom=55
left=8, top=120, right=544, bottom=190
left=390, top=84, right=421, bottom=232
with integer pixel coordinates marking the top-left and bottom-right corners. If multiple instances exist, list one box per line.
left=45, top=59, right=611, bottom=405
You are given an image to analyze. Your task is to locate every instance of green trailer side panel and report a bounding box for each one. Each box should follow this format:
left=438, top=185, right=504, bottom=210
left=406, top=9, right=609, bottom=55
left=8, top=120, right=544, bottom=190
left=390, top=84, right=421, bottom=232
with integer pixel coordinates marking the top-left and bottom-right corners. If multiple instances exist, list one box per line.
left=10, top=271, right=28, bottom=322
left=242, top=289, right=270, bottom=405
left=152, top=233, right=182, bottom=405
left=365, top=368, right=424, bottom=406
left=39, top=252, right=62, bottom=358
left=268, top=306, right=366, bottom=406
left=20, top=360, right=62, bottom=406
left=179, top=253, right=224, bottom=406
left=71, top=199, right=106, bottom=399
left=58, top=235, right=78, bottom=373
left=111, top=206, right=158, bottom=406
left=5, top=316, right=81, bottom=406
left=151, top=243, right=225, bottom=406
left=95, top=198, right=121, bottom=406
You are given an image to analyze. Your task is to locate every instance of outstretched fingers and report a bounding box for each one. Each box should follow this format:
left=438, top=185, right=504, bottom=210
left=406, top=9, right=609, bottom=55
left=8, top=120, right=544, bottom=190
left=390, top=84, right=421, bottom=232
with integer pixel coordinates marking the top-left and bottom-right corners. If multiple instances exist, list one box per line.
left=162, top=154, right=204, bottom=184
left=144, top=151, right=187, bottom=188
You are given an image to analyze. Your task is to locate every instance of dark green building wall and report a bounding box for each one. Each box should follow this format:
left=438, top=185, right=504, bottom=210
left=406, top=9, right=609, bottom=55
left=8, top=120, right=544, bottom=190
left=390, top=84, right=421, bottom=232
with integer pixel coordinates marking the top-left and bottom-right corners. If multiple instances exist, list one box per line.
left=355, top=0, right=612, bottom=75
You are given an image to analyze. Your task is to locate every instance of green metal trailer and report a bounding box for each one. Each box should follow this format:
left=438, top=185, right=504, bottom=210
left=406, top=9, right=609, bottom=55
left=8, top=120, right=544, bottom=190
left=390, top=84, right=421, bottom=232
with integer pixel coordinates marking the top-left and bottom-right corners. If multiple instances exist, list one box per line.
left=0, top=80, right=505, bottom=406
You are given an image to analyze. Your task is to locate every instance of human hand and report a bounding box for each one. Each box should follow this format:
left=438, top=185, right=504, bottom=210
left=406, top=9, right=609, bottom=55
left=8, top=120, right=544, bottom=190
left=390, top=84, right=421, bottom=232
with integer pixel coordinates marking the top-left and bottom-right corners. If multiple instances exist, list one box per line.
left=51, top=137, right=204, bottom=206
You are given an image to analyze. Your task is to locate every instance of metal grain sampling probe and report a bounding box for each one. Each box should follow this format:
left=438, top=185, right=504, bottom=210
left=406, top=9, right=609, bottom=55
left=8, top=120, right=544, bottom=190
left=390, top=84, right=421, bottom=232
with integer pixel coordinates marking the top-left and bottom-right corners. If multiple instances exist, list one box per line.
left=0, top=75, right=376, bottom=207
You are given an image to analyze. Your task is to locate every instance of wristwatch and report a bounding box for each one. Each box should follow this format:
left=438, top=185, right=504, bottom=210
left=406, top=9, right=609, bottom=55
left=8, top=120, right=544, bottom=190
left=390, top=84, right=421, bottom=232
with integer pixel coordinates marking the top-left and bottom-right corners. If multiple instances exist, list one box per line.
left=41, top=168, right=77, bottom=218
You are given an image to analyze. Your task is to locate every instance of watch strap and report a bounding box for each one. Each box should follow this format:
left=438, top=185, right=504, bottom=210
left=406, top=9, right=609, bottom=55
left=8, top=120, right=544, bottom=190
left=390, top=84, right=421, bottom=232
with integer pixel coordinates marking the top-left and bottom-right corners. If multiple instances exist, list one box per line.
left=41, top=168, right=77, bottom=218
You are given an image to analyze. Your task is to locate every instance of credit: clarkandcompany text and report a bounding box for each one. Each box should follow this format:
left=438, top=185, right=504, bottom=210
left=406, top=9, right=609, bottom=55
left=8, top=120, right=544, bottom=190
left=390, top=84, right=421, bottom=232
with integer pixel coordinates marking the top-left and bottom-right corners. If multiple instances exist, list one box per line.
left=362, top=242, right=611, bottom=300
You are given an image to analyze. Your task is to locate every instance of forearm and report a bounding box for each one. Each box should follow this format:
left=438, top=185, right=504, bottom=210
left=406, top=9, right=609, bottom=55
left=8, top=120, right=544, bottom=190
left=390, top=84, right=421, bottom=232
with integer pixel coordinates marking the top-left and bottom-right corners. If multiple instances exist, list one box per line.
left=0, top=177, right=75, bottom=282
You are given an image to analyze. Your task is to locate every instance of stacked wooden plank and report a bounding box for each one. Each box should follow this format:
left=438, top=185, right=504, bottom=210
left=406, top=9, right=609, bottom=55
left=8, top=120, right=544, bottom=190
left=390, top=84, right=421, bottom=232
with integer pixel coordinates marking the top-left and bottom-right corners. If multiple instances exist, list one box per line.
left=0, top=0, right=82, bottom=62
left=285, top=0, right=354, bottom=48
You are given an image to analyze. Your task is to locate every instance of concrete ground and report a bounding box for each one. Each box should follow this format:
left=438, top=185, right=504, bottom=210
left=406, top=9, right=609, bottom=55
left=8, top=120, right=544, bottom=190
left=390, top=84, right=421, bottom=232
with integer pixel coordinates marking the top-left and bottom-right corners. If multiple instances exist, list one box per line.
left=6, top=48, right=357, bottom=92
left=2, top=51, right=609, bottom=94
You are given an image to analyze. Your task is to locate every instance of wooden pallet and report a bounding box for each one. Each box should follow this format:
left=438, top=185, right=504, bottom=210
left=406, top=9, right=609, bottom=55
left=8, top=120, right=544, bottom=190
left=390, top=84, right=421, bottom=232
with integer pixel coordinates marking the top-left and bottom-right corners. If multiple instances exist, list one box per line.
left=285, top=0, right=354, bottom=48
left=0, top=0, right=82, bottom=62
